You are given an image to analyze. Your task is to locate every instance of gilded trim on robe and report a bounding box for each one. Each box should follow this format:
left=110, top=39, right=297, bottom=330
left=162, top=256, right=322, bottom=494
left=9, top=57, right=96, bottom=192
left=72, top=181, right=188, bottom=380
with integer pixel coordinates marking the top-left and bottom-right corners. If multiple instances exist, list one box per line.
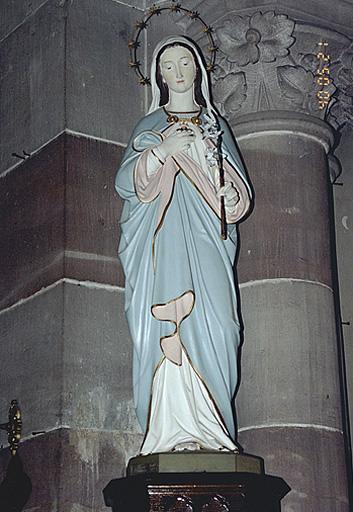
left=151, top=170, right=180, bottom=272
left=139, top=355, right=166, bottom=450
left=151, top=290, right=195, bottom=366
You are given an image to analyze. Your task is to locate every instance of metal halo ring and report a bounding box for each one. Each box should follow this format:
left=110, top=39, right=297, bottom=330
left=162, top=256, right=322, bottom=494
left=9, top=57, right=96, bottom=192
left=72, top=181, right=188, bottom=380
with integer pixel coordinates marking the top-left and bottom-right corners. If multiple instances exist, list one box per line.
left=128, top=3, right=218, bottom=86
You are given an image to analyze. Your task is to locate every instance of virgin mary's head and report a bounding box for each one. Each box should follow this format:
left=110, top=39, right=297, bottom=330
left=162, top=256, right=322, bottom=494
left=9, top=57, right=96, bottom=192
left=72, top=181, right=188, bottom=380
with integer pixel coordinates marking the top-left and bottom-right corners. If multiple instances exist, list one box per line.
left=155, top=42, right=207, bottom=107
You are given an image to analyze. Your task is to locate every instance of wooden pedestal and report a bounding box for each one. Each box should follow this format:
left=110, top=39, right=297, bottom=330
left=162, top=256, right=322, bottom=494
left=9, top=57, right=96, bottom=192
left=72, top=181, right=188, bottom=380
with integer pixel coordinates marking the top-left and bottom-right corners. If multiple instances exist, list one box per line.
left=103, top=472, right=290, bottom=512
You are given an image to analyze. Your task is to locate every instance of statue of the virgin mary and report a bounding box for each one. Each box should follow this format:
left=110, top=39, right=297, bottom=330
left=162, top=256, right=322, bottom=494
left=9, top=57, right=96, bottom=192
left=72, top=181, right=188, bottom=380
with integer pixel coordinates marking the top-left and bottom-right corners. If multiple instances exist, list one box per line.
left=116, top=35, right=252, bottom=454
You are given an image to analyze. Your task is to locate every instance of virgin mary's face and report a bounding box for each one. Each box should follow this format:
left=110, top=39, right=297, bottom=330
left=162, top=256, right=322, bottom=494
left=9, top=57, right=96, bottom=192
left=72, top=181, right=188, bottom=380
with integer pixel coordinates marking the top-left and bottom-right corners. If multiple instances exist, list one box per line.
left=159, top=46, right=197, bottom=94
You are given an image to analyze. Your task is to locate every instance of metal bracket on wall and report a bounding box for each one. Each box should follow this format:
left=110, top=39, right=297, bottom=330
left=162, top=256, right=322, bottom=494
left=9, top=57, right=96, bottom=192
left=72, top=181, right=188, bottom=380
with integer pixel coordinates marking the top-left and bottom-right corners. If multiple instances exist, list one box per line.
left=0, top=400, right=22, bottom=456
left=11, top=150, right=31, bottom=161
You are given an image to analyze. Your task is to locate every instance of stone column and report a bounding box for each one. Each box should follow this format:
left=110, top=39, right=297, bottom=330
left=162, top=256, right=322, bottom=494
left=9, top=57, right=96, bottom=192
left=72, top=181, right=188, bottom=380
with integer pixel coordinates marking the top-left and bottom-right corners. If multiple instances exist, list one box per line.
left=233, top=111, right=348, bottom=510
left=202, top=7, right=353, bottom=511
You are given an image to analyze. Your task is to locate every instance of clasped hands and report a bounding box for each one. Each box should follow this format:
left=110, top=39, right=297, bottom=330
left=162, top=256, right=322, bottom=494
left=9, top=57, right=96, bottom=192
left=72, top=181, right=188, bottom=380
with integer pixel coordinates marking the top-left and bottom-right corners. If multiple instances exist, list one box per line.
left=155, top=125, right=240, bottom=215
left=158, top=124, right=196, bottom=158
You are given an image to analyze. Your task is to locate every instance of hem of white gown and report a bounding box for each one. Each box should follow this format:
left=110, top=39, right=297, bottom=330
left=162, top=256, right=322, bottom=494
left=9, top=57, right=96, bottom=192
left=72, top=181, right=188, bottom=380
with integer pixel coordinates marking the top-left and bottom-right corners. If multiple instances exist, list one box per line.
left=140, top=350, right=238, bottom=456
left=171, top=440, right=240, bottom=453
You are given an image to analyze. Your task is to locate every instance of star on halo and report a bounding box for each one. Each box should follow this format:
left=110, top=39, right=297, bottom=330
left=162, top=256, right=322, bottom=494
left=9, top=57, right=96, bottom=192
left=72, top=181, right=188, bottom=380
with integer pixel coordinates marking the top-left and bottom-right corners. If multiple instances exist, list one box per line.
left=148, top=5, right=162, bottom=16
left=135, top=20, right=148, bottom=30
left=188, top=11, right=200, bottom=20
left=206, top=63, right=216, bottom=72
left=129, top=60, right=141, bottom=69
left=169, top=3, right=182, bottom=13
left=203, top=25, right=214, bottom=34
left=139, top=76, right=151, bottom=85
left=128, top=40, right=140, bottom=50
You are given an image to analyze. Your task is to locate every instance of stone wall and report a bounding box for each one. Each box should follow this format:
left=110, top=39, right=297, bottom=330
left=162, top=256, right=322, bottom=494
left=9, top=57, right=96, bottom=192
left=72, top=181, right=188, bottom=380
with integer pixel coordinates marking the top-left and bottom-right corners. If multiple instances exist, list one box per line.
left=0, top=2, right=145, bottom=510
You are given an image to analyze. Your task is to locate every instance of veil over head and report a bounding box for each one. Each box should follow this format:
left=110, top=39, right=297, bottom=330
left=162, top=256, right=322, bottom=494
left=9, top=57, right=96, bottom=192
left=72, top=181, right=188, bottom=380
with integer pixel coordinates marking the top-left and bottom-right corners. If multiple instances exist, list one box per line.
left=147, top=35, right=216, bottom=121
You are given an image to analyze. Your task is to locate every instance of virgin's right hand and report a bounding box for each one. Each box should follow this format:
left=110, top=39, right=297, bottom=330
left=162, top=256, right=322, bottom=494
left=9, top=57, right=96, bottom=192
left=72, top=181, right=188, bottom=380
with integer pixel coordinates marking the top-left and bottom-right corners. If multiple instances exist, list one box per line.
left=157, top=125, right=196, bottom=159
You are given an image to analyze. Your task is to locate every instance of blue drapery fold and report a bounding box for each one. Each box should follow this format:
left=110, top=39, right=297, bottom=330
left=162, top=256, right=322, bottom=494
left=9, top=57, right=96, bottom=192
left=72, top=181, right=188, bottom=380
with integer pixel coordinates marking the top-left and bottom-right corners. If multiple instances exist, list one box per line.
left=116, top=107, right=251, bottom=438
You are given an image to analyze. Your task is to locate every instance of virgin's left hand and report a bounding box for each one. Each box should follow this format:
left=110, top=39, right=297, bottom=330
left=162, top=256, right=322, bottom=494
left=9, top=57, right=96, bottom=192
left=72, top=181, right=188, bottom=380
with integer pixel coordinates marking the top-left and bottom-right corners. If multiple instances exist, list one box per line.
left=216, top=182, right=240, bottom=215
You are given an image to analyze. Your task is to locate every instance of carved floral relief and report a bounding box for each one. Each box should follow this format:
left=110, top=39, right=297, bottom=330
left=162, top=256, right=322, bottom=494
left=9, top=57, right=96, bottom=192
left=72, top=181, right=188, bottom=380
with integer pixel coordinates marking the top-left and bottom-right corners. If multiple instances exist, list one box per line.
left=209, top=9, right=352, bottom=129
left=216, top=11, right=295, bottom=66
left=212, top=67, right=247, bottom=118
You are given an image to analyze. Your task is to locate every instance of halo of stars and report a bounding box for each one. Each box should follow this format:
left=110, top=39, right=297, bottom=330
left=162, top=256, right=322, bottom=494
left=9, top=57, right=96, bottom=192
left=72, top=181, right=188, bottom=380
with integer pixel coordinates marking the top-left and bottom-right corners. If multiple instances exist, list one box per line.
left=128, top=3, right=218, bottom=86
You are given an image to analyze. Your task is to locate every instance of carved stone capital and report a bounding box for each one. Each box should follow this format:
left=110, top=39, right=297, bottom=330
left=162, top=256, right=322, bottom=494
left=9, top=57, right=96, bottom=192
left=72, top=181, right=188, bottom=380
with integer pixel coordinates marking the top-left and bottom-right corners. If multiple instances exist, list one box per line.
left=191, top=10, right=353, bottom=130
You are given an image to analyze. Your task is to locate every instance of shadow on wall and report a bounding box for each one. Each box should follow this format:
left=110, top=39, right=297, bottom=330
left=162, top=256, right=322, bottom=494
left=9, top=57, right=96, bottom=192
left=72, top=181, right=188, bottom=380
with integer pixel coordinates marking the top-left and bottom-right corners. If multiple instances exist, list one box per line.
left=0, top=454, right=32, bottom=512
